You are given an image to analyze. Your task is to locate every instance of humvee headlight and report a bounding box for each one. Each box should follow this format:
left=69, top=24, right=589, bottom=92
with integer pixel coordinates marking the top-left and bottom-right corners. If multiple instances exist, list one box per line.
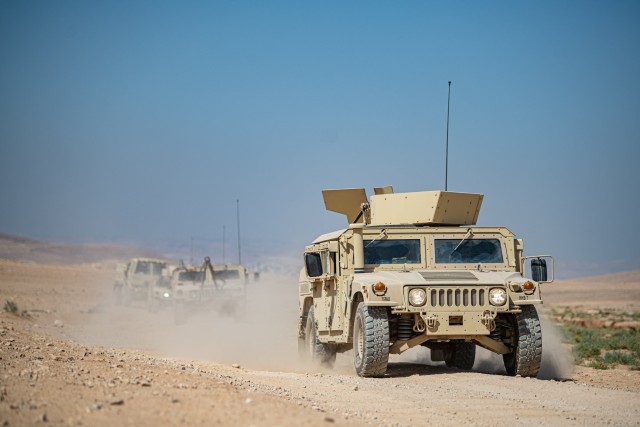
left=372, top=282, right=387, bottom=296
left=489, top=288, right=507, bottom=306
left=163, top=292, right=170, bottom=298
left=408, top=288, right=427, bottom=307
left=523, top=280, right=535, bottom=291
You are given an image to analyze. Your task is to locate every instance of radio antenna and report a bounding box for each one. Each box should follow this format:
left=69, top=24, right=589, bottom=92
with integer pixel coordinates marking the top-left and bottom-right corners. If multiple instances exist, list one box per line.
left=445, top=81, right=452, bottom=191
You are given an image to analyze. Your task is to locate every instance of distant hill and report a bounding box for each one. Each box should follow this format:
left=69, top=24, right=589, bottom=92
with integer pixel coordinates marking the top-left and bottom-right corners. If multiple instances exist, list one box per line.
left=0, top=232, right=160, bottom=265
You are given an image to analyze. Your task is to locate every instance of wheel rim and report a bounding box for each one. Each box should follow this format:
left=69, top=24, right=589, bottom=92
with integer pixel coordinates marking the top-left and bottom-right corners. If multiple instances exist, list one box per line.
left=355, top=316, right=364, bottom=363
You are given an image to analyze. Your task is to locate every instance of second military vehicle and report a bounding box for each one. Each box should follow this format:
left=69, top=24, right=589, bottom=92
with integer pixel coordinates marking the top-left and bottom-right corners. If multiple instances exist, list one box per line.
left=114, top=258, right=168, bottom=306
left=171, top=257, right=253, bottom=323
left=298, top=186, right=553, bottom=377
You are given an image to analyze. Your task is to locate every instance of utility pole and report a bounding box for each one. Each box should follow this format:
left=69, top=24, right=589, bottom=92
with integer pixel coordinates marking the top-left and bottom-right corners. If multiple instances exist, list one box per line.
left=445, top=81, right=452, bottom=191
left=236, top=199, right=242, bottom=265
left=222, top=225, right=226, bottom=264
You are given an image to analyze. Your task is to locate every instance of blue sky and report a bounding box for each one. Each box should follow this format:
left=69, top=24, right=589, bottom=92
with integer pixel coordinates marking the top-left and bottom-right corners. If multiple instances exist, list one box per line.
left=1, top=1, right=639, bottom=276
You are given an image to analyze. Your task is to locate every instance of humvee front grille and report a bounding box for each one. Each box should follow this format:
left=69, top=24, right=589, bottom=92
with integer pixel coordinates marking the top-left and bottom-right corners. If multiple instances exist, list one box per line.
left=429, top=287, right=487, bottom=308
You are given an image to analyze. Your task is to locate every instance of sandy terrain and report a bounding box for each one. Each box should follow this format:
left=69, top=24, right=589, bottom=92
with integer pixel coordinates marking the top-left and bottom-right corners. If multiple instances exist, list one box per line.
left=542, top=270, right=640, bottom=311
left=1, top=259, right=640, bottom=426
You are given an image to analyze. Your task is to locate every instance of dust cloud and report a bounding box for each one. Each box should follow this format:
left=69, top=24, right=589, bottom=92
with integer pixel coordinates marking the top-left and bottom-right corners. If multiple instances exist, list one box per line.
left=538, top=313, right=574, bottom=380
left=68, top=270, right=573, bottom=379
left=474, top=311, right=574, bottom=379
left=69, top=273, right=311, bottom=372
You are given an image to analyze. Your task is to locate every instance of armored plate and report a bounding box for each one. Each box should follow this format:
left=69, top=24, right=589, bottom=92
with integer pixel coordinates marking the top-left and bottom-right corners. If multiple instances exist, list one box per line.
left=369, top=191, right=483, bottom=226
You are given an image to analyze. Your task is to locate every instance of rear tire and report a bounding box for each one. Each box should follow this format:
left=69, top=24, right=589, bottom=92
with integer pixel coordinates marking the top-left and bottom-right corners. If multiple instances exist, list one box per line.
left=304, top=307, right=336, bottom=366
left=444, top=342, right=476, bottom=370
left=353, top=303, right=389, bottom=377
left=503, top=305, right=542, bottom=377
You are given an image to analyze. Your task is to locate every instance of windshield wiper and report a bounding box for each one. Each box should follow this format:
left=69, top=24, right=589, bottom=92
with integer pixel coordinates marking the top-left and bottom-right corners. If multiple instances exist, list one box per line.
left=365, top=229, right=387, bottom=247
left=450, top=229, right=473, bottom=255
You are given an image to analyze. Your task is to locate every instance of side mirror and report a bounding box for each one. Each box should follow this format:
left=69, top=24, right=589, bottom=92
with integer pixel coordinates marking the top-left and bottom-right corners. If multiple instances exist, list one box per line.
left=531, top=258, right=547, bottom=282
left=305, top=253, right=323, bottom=277
left=523, top=255, right=554, bottom=283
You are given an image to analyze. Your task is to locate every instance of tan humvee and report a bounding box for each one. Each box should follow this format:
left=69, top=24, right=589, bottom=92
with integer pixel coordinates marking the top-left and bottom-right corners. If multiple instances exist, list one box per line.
left=114, top=258, right=168, bottom=306
left=298, top=187, right=554, bottom=377
left=170, top=258, right=252, bottom=323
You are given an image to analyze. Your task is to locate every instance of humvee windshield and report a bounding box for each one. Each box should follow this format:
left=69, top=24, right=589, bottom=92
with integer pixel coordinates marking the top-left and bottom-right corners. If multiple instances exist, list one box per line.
left=434, top=239, right=503, bottom=264
left=135, top=262, right=165, bottom=275
left=364, top=239, right=421, bottom=264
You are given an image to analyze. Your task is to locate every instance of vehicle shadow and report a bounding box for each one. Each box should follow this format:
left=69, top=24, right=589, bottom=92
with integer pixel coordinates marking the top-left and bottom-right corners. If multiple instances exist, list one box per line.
left=384, top=360, right=573, bottom=382
left=384, top=362, right=468, bottom=378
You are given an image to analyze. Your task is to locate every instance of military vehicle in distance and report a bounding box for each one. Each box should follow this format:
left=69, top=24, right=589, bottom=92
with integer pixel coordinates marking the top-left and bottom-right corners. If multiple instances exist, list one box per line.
left=114, top=258, right=168, bottom=306
left=171, top=257, right=254, bottom=324
left=298, top=186, right=553, bottom=377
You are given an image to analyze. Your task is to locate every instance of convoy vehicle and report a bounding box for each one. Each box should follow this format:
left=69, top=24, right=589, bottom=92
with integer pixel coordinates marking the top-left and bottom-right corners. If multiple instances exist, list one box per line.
left=298, top=186, right=553, bottom=377
left=114, top=258, right=168, bottom=306
left=171, top=258, right=253, bottom=323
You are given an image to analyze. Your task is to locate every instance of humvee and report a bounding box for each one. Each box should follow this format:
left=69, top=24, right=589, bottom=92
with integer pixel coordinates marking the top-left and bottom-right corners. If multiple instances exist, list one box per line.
left=298, top=187, right=553, bottom=377
left=114, top=258, right=168, bottom=306
left=171, top=258, right=252, bottom=323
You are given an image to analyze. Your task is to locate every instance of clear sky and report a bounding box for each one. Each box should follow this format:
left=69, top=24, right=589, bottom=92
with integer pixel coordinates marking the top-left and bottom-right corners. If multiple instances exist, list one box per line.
left=1, top=1, right=639, bottom=277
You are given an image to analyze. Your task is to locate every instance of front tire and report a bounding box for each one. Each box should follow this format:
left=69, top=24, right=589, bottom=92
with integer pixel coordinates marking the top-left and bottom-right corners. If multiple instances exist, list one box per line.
left=503, top=305, right=542, bottom=377
left=304, top=307, right=336, bottom=366
left=353, top=303, right=389, bottom=377
left=444, top=342, right=476, bottom=370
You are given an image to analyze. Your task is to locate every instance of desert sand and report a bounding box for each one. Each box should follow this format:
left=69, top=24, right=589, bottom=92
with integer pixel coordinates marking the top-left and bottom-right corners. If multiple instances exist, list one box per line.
left=1, top=257, right=640, bottom=426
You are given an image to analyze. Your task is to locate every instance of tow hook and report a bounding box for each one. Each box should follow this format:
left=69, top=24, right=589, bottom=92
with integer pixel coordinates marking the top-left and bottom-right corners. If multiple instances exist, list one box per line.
left=425, top=314, right=438, bottom=329
left=482, top=310, right=497, bottom=331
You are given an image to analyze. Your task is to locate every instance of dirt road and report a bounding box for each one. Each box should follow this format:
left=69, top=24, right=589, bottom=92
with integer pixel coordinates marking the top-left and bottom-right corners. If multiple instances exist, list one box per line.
left=1, top=260, right=639, bottom=426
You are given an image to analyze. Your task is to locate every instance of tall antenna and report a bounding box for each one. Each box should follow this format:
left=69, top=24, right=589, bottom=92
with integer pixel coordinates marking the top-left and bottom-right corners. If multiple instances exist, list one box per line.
left=236, top=199, right=242, bottom=265
left=445, top=80, right=452, bottom=191
left=222, top=225, right=226, bottom=264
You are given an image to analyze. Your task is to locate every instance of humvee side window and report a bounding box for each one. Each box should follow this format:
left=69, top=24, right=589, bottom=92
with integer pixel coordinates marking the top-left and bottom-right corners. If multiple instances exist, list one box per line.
left=305, top=253, right=323, bottom=277
left=364, top=239, right=421, bottom=265
left=434, top=239, right=503, bottom=264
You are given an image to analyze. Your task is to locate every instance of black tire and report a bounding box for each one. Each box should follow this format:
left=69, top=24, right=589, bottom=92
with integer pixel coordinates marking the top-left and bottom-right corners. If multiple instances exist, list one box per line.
left=503, top=305, right=542, bottom=377
left=444, top=342, right=476, bottom=370
left=304, top=307, right=336, bottom=366
left=353, top=303, right=389, bottom=377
